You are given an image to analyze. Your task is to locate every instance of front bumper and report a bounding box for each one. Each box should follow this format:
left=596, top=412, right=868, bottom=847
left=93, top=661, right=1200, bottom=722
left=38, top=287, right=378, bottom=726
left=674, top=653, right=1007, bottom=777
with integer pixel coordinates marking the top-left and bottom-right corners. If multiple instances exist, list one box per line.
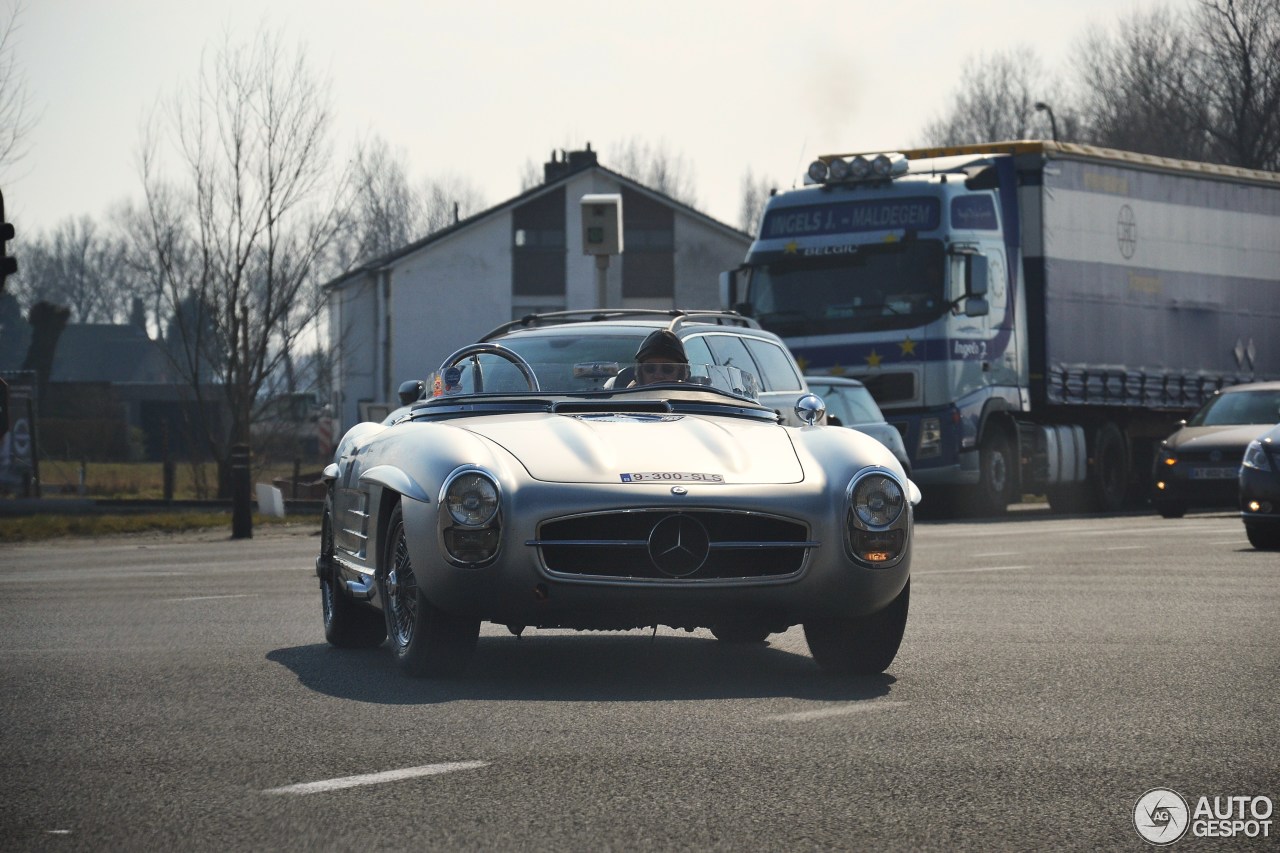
left=401, top=479, right=912, bottom=631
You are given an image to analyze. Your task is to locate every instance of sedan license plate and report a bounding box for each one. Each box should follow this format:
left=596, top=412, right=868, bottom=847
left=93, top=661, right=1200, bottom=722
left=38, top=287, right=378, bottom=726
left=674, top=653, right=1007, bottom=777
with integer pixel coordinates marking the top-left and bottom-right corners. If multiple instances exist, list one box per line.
left=1189, top=466, right=1237, bottom=480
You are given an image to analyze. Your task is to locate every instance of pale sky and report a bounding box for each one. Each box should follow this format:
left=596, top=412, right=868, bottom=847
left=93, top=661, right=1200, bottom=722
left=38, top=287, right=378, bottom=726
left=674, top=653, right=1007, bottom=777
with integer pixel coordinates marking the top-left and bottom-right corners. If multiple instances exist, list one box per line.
left=6, top=0, right=1181, bottom=238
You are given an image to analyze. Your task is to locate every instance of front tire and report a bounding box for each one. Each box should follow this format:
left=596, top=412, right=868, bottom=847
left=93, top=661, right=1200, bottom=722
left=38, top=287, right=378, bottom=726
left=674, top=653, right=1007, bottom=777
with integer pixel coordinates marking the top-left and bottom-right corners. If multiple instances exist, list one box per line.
left=382, top=503, right=480, bottom=677
left=1245, top=521, right=1280, bottom=550
left=1155, top=501, right=1187, bottom=519
left=804, top=580, right=909, bottom=676
left=320, top=495, right=386, bottom=648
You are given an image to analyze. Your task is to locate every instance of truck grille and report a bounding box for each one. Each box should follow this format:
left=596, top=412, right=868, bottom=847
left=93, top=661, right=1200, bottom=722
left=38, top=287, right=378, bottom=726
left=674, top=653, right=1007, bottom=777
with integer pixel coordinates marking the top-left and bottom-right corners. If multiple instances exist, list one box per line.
left=531, top=510, right=815, bottom=581
left=862, top=372, right=916, bottom=404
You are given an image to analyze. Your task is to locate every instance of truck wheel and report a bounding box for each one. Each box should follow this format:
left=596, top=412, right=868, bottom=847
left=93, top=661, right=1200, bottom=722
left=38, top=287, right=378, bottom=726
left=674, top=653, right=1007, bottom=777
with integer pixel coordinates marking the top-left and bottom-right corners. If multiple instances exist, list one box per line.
left=976, top=429, right=1014, bottom=516
left=804, top=580, right=909, bottom=676
left=1090, top=422, right=1128, bottom=513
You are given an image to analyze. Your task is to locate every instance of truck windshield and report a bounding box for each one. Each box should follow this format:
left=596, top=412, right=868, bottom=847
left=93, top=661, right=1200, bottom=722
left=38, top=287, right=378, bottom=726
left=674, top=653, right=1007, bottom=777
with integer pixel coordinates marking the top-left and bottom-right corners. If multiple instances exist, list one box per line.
left=746, top=240, right=947, bottom=336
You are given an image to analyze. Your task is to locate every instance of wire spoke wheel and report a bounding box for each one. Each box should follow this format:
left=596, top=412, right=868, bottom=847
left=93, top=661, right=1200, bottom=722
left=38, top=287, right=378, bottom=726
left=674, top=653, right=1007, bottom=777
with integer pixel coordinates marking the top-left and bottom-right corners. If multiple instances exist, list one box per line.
left=388, top=527, right=419, bottom=650
left=382, top=502, right=480, bottom=677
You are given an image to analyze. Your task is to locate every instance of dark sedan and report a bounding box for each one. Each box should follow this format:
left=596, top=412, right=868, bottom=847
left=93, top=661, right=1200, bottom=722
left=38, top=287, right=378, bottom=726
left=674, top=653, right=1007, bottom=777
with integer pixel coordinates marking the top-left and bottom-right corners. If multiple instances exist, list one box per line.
left=1240, top=422, right=1280, bottom=549
left=804, top=375, right=911, bottom=474
left=1153, top=381, right=1280, bottom=518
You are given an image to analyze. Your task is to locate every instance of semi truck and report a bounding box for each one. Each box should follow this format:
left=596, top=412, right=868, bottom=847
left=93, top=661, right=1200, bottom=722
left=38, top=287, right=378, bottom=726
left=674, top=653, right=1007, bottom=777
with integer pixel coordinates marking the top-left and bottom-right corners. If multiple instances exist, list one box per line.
left=722, top=141, right=1280, bottom=514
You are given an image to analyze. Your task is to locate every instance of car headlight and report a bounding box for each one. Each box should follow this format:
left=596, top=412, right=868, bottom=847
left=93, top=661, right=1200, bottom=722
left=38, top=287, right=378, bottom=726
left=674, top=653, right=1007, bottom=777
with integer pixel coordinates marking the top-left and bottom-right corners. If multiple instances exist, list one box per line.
left=1243, top=439, right=1272, bottom=472
left=918, top=417, right=941, bottom=459
left=445, top=471, right=499, bottom=526
left=439, top=467, right=501, bottom=565
left=845, top=468, right=911, bottom=568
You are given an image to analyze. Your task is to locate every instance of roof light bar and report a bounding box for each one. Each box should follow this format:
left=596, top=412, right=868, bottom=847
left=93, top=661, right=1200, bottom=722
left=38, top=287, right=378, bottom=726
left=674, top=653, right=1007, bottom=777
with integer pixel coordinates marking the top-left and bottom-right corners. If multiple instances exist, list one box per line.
left=805, top=152, right=910, bottom=185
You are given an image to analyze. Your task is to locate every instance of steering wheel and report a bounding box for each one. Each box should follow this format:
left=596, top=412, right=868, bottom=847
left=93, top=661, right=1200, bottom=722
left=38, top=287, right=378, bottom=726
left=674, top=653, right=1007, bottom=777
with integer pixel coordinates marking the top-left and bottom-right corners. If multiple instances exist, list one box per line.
left=437, top=343, right=540, bottom=392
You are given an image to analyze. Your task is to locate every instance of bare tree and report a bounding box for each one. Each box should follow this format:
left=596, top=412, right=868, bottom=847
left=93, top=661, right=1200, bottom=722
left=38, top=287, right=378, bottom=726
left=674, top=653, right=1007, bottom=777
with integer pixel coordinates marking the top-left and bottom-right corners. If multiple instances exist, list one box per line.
left=418, top=173, right=485, bottom=234
left=343, top=136, right=423, bottom=267
left=11, top=217, right=129, bottom=323
left=517, top=158, right=541, bottom=192
left=1190, top=0, right=1280, bottom=170
left=1074, top=7, right=1211, bottom=160
left=607, top=138, right=698, bottom=205
left=738, top=167, right=775, bottom=235
left=920, top=47, right=1069, bottom=146
left=0, top=2, right=35, bottom=172
left=342, top=136, right=488, bottom=267
left=134, top=29, right=350, bottom=481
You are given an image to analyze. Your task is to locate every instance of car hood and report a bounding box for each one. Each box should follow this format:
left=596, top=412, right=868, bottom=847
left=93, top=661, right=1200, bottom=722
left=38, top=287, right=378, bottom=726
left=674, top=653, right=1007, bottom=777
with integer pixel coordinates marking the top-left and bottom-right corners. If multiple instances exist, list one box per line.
left=458, top=412, right=804, bottom=484
left=1165, top=423, right=1275, bottom=453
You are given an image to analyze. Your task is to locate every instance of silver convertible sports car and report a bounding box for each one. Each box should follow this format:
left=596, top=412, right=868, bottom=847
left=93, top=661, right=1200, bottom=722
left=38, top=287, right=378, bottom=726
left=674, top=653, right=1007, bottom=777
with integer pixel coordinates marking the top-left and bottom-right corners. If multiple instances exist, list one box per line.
left=317, top=311, right=920, bottom=678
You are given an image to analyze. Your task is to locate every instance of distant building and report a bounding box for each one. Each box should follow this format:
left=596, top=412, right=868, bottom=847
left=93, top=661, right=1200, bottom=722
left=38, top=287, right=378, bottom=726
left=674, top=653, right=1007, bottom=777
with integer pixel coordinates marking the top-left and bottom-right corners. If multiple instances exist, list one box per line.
left=324, top=146, right=751, bottom=429
left=29, top=323, right=226, bottom=460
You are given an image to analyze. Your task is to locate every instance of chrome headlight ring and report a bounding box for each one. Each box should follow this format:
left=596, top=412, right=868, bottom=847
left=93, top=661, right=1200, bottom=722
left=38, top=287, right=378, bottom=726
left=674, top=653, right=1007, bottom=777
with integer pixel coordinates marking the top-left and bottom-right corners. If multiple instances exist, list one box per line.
left=844, top=466, right=912, bottom=568
left=438, top=465, right=502, bottom=567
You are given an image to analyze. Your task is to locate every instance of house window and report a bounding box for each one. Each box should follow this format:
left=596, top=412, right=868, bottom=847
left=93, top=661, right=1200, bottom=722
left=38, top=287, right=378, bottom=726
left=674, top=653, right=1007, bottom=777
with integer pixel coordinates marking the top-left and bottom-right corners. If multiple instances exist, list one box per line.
left=621, top=188, right=674, bottom=299
left=513, top=187, right=566, bottom=297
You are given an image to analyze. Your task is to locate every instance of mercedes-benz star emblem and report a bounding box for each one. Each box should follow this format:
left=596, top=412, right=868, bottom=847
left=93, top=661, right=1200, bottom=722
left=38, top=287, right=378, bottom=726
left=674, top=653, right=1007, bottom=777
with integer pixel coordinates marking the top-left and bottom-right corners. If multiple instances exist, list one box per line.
left=647, top=514, right=711, bottom=577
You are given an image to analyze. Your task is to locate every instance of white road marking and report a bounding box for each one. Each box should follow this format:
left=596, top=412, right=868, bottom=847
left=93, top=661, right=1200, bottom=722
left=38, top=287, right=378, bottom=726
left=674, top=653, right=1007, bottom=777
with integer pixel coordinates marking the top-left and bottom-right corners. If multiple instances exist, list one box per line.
left=165, top=594, right=254, bottom=602
left=972, top=551, right=1020, bottom=557
left=914, top=565, right=1031, bottom=575
left=1102, top=545, right=1145, bottom=551
left=766, top=701, right=909, bottom=722
left=264, top=761, right=489, bottom=795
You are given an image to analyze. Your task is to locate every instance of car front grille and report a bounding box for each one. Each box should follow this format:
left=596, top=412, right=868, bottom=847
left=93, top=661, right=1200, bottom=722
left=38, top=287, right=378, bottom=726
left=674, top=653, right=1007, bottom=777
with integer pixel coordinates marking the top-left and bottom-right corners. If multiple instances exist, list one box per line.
left=531, top=509, right=815, bottom=581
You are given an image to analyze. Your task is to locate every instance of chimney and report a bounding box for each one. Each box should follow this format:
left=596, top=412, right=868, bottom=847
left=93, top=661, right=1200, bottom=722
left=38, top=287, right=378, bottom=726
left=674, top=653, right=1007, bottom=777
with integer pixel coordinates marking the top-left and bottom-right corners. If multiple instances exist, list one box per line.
left=544, top=143, right=598, bottom=184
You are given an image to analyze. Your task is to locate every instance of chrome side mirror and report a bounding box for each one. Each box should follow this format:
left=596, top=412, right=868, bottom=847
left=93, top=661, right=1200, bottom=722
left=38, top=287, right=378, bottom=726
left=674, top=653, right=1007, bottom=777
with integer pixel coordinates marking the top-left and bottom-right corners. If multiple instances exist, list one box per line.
left=795, top=393, right=826, bottom=426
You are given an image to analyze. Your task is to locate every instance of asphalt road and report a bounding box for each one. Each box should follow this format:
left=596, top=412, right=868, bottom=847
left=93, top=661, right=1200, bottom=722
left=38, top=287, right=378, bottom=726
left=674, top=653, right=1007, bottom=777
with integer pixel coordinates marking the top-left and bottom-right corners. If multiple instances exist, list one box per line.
left=0, top=509, right=1276, bottom=852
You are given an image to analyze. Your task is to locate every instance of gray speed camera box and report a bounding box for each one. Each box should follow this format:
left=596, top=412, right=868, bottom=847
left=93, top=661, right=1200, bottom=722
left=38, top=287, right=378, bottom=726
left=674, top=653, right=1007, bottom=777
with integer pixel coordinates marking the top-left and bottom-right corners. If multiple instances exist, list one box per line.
left=581, top=194, right=623, bottom=255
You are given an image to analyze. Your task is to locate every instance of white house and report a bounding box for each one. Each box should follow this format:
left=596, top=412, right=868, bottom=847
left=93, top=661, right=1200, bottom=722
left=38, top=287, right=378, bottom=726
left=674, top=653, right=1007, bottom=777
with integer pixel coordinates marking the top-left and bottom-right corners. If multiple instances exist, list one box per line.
left=324, top=147, right=752, bottom=429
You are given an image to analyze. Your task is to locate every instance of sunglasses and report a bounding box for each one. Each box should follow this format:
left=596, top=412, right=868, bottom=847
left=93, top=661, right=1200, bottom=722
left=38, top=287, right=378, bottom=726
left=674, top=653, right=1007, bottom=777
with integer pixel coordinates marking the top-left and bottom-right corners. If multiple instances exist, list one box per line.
left=638, top=362, right=686, bottom=378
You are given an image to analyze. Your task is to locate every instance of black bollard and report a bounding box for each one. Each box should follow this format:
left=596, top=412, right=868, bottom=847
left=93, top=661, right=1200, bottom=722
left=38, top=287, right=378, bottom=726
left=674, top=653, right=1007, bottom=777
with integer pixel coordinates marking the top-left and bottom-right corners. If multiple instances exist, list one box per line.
left=230, top=443, right=253, bottom=539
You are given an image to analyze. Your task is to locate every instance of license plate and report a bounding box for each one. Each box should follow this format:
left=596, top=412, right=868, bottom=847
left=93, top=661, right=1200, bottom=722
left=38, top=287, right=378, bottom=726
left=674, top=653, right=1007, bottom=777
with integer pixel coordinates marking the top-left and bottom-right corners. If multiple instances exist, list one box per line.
left=1190, top=467, right=1236, bottom=480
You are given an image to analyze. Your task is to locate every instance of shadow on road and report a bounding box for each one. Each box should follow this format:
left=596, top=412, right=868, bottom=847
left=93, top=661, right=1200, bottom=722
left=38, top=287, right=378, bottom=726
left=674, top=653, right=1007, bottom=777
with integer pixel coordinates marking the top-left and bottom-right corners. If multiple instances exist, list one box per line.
left=267, top=633, right=895, bottom=706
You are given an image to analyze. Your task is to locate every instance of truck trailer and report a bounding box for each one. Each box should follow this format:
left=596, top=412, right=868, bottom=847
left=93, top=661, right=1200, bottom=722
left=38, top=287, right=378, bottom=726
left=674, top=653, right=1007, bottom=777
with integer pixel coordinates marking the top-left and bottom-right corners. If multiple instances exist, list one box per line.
left=723, top=141, right=1280, bottom=515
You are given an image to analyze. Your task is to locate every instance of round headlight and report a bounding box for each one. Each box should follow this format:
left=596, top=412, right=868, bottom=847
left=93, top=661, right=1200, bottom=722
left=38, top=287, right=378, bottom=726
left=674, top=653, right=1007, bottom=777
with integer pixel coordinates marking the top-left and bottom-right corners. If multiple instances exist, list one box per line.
left=849, top=156, right=872, bottom=179
left=852, top=474, right=905, bottom=527
left=445, top=472, right=499, bottom=526
left=807, top=160, right=829, bottom=183
left=828, top=158, right=851, bottom=180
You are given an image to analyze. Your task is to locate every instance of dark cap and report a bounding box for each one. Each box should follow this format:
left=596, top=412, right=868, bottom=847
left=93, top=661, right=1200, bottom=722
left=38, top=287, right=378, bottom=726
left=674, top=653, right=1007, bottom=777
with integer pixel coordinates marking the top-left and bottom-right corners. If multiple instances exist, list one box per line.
left=635, top=329, right=688, bottom=363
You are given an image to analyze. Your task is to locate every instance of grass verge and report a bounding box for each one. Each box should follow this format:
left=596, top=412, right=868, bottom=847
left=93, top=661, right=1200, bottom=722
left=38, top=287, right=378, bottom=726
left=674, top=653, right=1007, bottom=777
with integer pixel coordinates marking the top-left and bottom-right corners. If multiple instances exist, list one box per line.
left=0, top=513, right=309, bottom=543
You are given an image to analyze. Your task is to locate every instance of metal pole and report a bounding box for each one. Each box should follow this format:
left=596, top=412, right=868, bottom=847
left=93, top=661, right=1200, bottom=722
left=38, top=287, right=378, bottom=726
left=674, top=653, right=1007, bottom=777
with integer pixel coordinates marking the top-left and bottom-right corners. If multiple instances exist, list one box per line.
left=595, top=255, right=610, bottom=308
left=1034, top=101, right=1059, bottom=143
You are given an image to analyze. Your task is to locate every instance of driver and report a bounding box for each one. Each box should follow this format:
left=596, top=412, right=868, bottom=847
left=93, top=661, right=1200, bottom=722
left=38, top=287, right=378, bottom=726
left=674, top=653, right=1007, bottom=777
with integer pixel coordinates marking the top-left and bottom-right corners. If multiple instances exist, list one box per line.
left=632, top=329, right=690, bottom=385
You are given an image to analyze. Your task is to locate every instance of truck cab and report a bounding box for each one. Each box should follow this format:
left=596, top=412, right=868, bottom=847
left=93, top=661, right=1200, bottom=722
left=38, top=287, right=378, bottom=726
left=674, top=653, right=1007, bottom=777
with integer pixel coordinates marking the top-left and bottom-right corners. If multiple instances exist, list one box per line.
left=726, top=151, right=1030, bottom=514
